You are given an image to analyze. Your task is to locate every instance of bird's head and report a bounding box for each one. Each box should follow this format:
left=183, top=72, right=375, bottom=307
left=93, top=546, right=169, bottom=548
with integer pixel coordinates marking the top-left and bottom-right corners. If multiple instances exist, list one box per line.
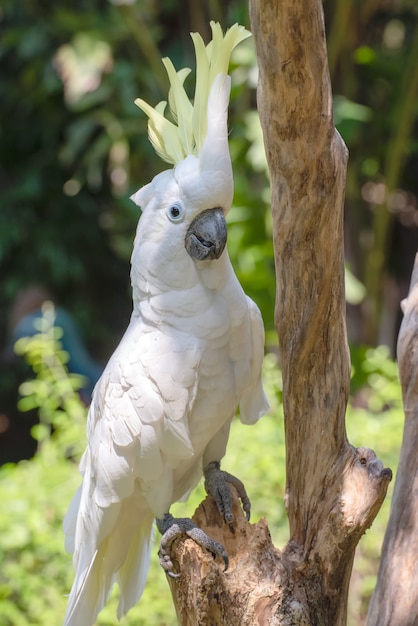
left=130, top=23, right=250, bottom=267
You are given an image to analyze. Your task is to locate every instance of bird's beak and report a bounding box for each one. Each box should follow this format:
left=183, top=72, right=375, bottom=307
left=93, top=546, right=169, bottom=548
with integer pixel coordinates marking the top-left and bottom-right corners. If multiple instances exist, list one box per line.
left=185, top=207, right=227, bottom=261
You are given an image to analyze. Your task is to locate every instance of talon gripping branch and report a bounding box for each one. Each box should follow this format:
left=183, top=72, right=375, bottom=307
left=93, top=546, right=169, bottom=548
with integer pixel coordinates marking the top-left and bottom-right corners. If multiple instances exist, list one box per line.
left=63, top=22, right=269, bottom=626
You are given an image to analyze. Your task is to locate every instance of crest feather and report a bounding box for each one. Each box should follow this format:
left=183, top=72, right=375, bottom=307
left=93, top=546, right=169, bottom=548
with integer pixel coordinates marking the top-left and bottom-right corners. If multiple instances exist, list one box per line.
left=134, top=22, right=251, bottom=165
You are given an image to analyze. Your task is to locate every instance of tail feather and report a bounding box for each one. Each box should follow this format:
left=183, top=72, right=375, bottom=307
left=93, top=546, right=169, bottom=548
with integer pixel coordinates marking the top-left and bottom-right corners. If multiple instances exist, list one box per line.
left=63, top=490, right=154, bottom=626
left=63, top=545, right=114, bottom=626
left=116, top=511, right=155, bottom=619
left=63, top=483, right=82, bottom=555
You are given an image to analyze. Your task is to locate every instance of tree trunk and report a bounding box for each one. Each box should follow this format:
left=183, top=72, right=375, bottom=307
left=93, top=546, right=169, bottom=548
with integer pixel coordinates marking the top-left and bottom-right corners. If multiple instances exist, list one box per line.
left=366, top=253, right=418, bottom=626
left=165, top=1, right=392, bottom=623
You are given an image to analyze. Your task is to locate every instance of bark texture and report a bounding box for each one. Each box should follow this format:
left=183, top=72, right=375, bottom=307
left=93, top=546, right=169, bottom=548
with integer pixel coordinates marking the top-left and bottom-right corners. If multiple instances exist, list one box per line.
left=165, top=1, right=392, bottom=623
left=366, top=253, right=418, bottom=626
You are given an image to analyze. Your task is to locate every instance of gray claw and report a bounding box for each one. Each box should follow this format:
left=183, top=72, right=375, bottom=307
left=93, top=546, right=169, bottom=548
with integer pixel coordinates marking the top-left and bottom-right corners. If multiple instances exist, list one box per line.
left=204, top=461, right=251, bottom=525
left=156, top=513, right=229, bottom=577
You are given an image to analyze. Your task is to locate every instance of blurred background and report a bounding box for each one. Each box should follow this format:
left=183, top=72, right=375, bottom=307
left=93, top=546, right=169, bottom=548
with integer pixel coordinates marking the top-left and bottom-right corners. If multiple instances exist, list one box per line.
left=0, top=0, right=416, bottom=624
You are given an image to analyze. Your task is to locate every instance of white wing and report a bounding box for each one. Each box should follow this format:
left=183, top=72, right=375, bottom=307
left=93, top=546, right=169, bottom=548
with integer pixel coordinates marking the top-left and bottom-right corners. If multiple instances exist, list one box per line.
left=63, top=318, right=201, bottom=625
left=239, top=297, right=270, bottom=424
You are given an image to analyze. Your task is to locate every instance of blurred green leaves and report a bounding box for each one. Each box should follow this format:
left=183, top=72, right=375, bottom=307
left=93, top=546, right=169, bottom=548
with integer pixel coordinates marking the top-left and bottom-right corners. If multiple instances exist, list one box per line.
left=14, top=302, right=86, bottom=460
left=2, top=0, right=416, bottom=353
left=0, top=0, right=272, bottom=358
left=334, top=95, right=373, bottom=145
left=55, top=34, right=113, bottom=107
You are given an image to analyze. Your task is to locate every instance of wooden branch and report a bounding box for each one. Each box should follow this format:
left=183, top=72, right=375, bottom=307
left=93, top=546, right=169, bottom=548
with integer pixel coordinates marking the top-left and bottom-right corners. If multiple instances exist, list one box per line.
left=250, top=0, right=351, bottom=516
left=167, top=463, right=390, bottom=625
left=366, top=253, right=418, bottom=626
left=165, top=490, right=287, bottom=626
left=249, top=0, right=389, bottom=547
left=165, top=1, right=392, bottom=623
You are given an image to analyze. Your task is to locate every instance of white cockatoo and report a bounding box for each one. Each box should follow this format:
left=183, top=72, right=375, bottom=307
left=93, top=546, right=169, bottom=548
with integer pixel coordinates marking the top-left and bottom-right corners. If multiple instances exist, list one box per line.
left=63, top=22, right=269, bottom=626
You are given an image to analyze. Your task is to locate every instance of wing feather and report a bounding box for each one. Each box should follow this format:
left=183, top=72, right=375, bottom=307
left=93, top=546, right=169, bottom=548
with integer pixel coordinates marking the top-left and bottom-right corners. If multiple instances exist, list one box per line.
left=64, top=320, right=202, bottom=625
left=239, top=298, right=270, bottom=424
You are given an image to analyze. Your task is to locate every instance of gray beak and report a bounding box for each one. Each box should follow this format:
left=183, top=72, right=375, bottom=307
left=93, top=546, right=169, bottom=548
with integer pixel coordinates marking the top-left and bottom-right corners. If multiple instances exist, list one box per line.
left=185, top=207, right=227, bottom=261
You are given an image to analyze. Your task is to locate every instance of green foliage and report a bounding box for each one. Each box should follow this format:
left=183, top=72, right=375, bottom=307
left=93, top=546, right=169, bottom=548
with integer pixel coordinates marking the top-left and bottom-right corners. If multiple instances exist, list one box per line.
left=0, top=306, right=85, bottom=625
left=2, top=0, right=416, bottom=359
left=0, top=458, right=80, bottom=626
left=324, top=0, right=418, bottom=344
left=13, top=301, right=86, bottom=460
left=0, top=309, right=403, bottom=625
left=0, top=0, right=272, bottom=357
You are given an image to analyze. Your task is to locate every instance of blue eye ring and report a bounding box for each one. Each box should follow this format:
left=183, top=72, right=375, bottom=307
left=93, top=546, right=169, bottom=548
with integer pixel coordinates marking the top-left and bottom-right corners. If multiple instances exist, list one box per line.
left=166, top=202, right=184, bottom=223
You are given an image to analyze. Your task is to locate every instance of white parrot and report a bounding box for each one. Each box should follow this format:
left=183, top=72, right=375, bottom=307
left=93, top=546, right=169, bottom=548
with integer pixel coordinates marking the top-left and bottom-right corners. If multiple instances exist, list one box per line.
left=63, top=22, right=269, bottom=626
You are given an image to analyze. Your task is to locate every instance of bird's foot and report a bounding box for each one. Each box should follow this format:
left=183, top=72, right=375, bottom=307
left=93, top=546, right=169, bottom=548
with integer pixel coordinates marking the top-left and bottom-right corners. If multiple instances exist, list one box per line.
left=204, top=461, right=251, bottom=531
left=156, top=513, right=229, bottom=578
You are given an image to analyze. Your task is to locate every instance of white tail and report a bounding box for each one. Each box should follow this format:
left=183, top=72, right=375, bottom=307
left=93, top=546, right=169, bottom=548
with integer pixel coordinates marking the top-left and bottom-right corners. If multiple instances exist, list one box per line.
left=63, top=486, right=154, bottom=626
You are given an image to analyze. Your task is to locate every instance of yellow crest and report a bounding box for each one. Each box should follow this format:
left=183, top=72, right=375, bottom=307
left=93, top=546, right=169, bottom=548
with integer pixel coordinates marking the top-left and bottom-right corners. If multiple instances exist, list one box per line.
left=135, top=22, right=251, bottom=165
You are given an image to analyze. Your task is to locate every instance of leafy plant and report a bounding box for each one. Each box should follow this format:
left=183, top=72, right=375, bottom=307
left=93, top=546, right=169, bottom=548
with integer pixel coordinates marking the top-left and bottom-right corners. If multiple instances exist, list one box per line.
left=13, top=301, right=87, bottom=461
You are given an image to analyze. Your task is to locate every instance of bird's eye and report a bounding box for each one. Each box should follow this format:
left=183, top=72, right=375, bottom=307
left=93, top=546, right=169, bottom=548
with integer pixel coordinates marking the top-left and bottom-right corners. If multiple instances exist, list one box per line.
left=167, top=203, right=184, bottom=223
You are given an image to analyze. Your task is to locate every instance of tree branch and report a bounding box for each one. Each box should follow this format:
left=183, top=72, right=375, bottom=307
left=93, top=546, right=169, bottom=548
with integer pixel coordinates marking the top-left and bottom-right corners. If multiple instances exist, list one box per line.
left=250, top=0, right=349, bottom=545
